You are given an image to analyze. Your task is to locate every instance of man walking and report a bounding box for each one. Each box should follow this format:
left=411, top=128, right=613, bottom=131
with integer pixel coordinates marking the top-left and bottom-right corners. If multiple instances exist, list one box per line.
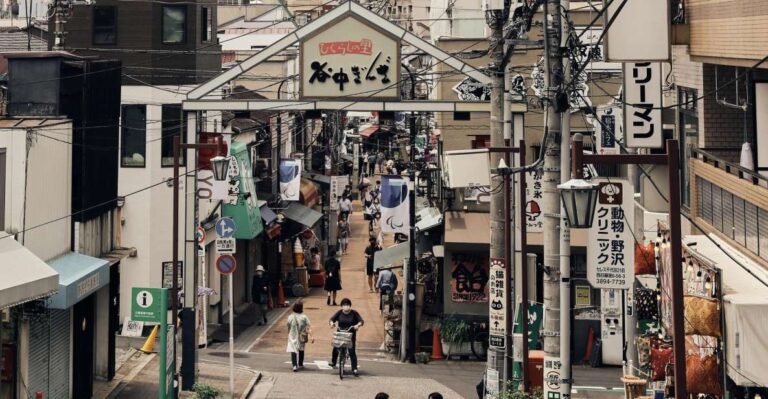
left=376, top=267, right=398, bottom=311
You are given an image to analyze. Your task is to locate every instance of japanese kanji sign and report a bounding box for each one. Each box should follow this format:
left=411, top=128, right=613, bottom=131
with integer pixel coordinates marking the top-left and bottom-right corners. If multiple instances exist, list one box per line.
left=595, top=105, right=623, bottom=155
left=300, top=16, right=400, bottom=99
left=624, top=62, right=663, bottom=148
left=587, top=179, right=635, bottom=289
left=488, top=258, right=506, bottom=350
left=525, top=168, right=544, bottom=233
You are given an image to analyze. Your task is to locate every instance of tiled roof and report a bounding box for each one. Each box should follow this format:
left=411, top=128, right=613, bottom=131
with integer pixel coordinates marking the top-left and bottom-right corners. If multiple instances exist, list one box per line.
left=0, top=28, right=47, bottom=52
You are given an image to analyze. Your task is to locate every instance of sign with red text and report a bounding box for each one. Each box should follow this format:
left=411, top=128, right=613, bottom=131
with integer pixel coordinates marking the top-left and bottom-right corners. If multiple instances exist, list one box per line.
left=300, top=16, right=400, bottom=99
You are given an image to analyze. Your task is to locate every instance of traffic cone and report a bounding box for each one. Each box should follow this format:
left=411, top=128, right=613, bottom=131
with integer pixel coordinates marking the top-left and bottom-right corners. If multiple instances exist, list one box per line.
left=276, top=280, right=288, bottom=307
left=140, top=325, right=159, bottom=353
left=430, top=327, right=444, bottom=360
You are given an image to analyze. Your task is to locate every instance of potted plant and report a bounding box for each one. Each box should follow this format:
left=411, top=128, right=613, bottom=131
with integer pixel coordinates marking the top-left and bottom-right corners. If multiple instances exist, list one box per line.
left=437, top=316, right=472, bottom=358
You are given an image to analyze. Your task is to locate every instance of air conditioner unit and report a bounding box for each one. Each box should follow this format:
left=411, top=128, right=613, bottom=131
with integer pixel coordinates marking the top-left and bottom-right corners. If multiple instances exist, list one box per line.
left=254, top=158, right=272, bottom=179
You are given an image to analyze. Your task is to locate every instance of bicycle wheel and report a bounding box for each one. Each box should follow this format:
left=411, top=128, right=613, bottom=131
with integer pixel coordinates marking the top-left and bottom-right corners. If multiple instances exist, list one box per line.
left=338, top=347, right=347, bottom=380
left=470, top=331, right=489, bottom=361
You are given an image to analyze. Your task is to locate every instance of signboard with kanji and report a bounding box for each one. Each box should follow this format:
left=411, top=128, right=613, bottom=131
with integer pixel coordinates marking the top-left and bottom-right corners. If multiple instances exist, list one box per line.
left=587, top=179, right=635, bottom=289
left=525, top=168, right=544, bottom=233
left=624, top=62, right=663, bottom=148
left=300, top=16, right=400, bottom=99
left=595, top=105, right=623, bottom=155
left=488, top=258, right=506, bottom=350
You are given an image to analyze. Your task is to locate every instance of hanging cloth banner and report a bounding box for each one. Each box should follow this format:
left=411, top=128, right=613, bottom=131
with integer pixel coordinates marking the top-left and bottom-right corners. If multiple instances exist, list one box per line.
left=279, top=159, right=302, bottom=201
left=380, top=175, right=410, bottom=234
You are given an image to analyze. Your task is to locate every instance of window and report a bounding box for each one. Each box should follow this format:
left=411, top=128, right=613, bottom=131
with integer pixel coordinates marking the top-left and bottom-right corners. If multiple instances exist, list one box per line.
left=93, top=6, right=117, bottom=45
left=201, top=7, right=212, bottom=42
left=162, top=5, right=187, bottom=44
left=470, top=135, right=490, bottom=149
left=161, top=105, right=186, bottom=167
left=121, top=105, right=147, bottom=167
left=0, top=149, right=5, bottom=228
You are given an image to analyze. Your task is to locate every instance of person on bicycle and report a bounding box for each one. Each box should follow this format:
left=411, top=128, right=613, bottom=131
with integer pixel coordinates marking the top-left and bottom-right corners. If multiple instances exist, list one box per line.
left=375, top=267, right=398, bottom=311
left=329, top=298, right=364, bottom=376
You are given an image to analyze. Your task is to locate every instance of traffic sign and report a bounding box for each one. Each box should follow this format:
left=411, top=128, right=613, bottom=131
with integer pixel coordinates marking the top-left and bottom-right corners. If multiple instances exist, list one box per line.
left=216, top=254, right=237, bottom=275
left=216, top=237, right=236, bottom=254
left=215, top=217, right=237, bottom=239
left=196, top=226, right=206, bottom=244
left=131, top=287, right=166, bottom=324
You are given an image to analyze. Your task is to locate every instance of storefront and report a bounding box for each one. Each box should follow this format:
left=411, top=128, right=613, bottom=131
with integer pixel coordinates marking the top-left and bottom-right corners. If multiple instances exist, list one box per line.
left=442, top=211, right=490, bottom=317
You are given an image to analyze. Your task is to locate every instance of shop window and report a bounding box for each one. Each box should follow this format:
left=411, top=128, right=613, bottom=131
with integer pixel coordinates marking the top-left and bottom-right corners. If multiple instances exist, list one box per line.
left=161, top=105, right=186, bottom=167
left=162, top=5, right=187, bottom=44
left=93, top=6, right=117, bottom=45
left=121, top=105, right=146, bottom=167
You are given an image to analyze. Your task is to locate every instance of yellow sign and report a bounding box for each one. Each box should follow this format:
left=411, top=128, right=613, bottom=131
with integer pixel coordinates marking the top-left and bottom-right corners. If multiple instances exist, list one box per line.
left=300, top=16, right=400, bottom=99
left=575, top=285, right=591, bottom=307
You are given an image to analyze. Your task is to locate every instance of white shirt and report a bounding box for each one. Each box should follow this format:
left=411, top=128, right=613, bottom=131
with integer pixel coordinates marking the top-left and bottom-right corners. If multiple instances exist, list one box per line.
left=339, top=199, right=352, bottom=212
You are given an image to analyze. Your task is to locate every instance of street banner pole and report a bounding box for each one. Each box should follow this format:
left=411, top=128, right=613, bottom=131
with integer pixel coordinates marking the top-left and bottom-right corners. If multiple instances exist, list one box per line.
left=228, top=273, right=235, bottom=396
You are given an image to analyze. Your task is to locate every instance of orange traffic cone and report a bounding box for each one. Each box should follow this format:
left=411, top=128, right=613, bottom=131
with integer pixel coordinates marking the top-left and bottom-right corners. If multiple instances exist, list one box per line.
left=276, top=280, right=288, bottom=307
left=430, top=328, right=444, bottom=360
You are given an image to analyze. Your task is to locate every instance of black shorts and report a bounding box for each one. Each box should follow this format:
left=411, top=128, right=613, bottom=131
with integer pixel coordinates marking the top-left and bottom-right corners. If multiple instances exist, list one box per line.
left=366, top=263, right=374, bottom=276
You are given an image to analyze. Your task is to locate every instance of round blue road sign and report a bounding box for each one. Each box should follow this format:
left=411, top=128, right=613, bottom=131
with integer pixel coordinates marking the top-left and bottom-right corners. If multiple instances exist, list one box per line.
left=216, top=254, right=237, bottom=275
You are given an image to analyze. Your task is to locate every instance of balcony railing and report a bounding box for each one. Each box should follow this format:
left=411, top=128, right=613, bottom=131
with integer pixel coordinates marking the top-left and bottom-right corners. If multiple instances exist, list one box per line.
left=689, top=148, right=768, bottom=264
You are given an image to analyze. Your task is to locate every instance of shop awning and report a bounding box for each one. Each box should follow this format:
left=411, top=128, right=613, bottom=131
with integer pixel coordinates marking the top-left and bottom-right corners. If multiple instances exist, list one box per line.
left=415, top=207, right=442, bottom=232
left=359, top=125, right=379, bottom=139
left=259, top=201, right=277, bottom=225
left=374, top=242, right=409, bottom=270
left=684, top=234, right=768, bottom=387
left=47, top=252, right=111, bottom=309
left=444, top=211, right=490, bottom=245
left=0, top=237, right=59, bottom=309
left=302, top=172, right=332, bottom=187
left=283, top=202, right=322, bottom=228
left=300, top=178, right=319, bottom=208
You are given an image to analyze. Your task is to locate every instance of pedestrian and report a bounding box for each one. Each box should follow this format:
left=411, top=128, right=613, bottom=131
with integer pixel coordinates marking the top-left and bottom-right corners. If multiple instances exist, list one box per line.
left=376, top=151, right=385, bottom=173
left=367, top=152, right=377, bottom=176
left=324, top=249, right=342, bottom=306
left=428, top=393, right=444, bottom=399
left=338, top=194, right=353, bottom=222
left=364, top=237, right=382, bottom=292
left=375, top=394, right=390, bottom=399
left=286, top=300, right=313, bottom=372
left=251, top=265, right=270, bottom=325
left=375, top=267, right=398, bottom=311
left=366, top=198, right=381, bottom=233
left=329, top=298, right=364, bottom=377
left=337, top=217, right=351, bottom=254
left=308, top=247, right=321, bottom=274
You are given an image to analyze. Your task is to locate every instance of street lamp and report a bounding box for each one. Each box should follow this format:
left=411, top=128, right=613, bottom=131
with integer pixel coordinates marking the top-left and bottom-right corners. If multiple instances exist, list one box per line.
left=562, top=133, right=687, bottom=399
left=210, top=156, right=229, bottom=182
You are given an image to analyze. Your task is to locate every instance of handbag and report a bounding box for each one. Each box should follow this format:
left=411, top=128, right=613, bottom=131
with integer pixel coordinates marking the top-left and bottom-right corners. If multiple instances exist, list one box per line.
left=635, top=243, right=656, bottom=275
left=684, top=296, right=721, bottom=338
left=300, top=330, right=309, bottom=343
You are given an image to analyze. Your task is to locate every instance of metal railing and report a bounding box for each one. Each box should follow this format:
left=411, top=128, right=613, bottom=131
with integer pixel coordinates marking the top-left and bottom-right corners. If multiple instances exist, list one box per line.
left=690, top=147, right=768, bottom=189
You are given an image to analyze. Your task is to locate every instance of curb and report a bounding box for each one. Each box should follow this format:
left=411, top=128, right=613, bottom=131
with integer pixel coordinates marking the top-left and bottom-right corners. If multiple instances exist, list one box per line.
left=239, top=370, right=262, bottom=399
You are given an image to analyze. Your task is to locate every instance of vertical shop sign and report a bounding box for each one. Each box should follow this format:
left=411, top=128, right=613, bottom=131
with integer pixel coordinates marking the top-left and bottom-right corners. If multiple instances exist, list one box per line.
left=587, top=179, right=635, bottom=289
left=525, top=168, right=544, bottom=232
left=624, top=62, right=663, bottom=148
left=488, top=258, right=506, bottom=349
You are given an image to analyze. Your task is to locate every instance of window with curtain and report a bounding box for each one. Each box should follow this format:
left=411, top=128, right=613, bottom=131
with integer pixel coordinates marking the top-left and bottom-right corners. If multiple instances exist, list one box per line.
left=121, top=105, right=147, bottom=167
left=92, top=6, right=117, bottom=45
left=161, top=105, right=186, bottom=166
left=162, top=5, right=186, bottom=44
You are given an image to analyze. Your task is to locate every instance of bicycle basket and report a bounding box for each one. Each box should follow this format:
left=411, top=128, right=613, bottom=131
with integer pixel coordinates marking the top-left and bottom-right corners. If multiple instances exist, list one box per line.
left=332, top=331, right=353, bottom=348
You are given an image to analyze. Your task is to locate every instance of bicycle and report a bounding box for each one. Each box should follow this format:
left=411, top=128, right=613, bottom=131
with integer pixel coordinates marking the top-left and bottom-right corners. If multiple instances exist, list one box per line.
left=468, top=321, right=489, bottom=361
left=331, top=326, right=355, bottom=380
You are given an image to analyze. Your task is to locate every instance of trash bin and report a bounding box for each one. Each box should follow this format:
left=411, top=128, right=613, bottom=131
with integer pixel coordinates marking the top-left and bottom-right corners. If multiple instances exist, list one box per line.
left=528, top=350, right=544, bottom=388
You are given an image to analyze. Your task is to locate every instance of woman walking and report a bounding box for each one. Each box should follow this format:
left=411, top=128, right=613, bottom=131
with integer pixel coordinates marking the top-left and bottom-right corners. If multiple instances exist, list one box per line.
left=325, top=249, right=342, bottom=305
left=337, top=217, right=351, bottom=254
left=286, top=300, right=313, bottom=372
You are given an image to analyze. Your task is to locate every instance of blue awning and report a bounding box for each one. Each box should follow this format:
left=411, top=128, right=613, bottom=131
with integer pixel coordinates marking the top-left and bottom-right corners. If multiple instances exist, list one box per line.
left=260, top=203, right=277, bottom=225
left=47, top=252, right=110, bottom=309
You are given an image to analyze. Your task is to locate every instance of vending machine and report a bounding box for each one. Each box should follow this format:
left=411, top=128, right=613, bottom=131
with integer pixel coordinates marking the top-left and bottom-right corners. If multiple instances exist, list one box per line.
left=601, top=288, right=624, bottom=365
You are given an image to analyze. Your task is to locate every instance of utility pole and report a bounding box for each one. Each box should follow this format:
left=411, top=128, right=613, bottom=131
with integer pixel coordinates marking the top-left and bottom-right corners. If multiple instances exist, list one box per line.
left=50, top=0, right=71, bottom=50
left=485, top=1, right=507, bottom=394
left=558, top=0, right=572, bottom=396
left=541, top=0, right=565, bottom=398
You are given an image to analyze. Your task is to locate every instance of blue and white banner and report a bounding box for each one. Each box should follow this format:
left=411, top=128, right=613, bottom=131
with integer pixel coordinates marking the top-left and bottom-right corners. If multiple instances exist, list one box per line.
left=279, top=159, right=301, bottom=201
left=380, top=175, right=410, bottom=234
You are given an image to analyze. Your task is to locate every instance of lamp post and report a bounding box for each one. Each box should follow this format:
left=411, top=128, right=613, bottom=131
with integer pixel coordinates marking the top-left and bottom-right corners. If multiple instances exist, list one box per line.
left=173, top=134, right=227, bottom=393
left=559, top=133, right=685, bottom=399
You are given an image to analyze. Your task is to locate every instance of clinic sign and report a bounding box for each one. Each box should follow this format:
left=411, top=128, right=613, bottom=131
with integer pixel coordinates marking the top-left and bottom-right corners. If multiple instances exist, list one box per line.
left=587, top=179, right=635, bottom=289
left=624, top=62, right=663, bottom=148
left=300, top=16, right=400, bottom=99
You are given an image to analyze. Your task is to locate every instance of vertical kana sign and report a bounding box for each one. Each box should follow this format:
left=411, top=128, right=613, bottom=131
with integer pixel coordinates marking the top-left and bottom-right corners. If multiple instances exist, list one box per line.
left=587, top=179, right=635, bottom=289
left=624, top=62, right=663, bottom=148
left=300, top=16, right=400, bottom=99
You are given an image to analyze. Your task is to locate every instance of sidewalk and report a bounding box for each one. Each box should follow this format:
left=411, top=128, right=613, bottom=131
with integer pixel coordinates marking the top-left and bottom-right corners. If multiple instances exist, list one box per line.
left=95, top=348, right=260, bottom=399
left=249, top=203, right=390, bottom=364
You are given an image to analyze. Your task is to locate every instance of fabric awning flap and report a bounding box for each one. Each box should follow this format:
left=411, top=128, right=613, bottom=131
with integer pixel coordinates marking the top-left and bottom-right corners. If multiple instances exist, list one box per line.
left=0, top=237, right=59, bottom=309
left=415, top=207, right=442, bottom=232
left=302, top=172, right=332, bottom=187
left=283, top=202, right=322, bottom=228
left=259, top=203, right=277, bottom=225
left=374, top=242, right=409, bottom=270
left=48, top=252, right=111, bottom=309
left=444, top=211, right=490, bottom=244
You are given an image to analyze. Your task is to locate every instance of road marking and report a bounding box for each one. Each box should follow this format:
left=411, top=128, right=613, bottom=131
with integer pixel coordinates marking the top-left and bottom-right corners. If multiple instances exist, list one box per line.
left=282, top=360, right=347, bottom=370
left=243, top=306, right=292, bottom=353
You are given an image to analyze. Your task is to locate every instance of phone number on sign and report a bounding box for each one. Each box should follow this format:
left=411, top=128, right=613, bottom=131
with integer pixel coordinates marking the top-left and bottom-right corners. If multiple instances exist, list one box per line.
left=596, top=278, right=626, bottom=286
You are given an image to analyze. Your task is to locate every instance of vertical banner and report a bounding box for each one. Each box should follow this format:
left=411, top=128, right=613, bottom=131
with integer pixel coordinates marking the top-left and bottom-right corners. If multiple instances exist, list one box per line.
left=330, top=175, right=348, bottom=211
left=624, top=62, right=663, bottom=148
left=488, top=258, right=506, bottom=350
left=380, top=175, right=410, bottom=234
left=587, top=179, right=635, bottom=289
left=525, top=168, right=544, bottom=232
left=595, top=105, right=623, bottom=155
left=279, top=159, right=302, bottom=201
